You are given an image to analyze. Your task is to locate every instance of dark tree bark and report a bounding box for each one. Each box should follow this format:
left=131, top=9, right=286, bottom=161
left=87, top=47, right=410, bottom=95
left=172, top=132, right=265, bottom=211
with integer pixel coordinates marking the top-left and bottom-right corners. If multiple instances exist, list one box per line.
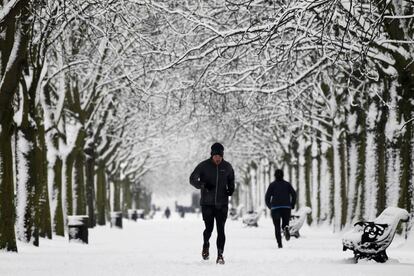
left=73, top=137, right=87, bottom=216
left=53, top=152, right=65, bottom=236
left=0, top=0, right=30, bottom=252
left=36, top=110, right=52, bottom=239
left=85, top=140, right=96, bottom=227
left=113, top=177, right=121, bottom=212
left=64, top=153, right=74, bottom=216
left=122, top=178, right=132, bottom=217
left=304, top=144, right=312, bottom=224
left=96, top=163, right=107, bottom=225
left=0, top=111, right=17, bottom=251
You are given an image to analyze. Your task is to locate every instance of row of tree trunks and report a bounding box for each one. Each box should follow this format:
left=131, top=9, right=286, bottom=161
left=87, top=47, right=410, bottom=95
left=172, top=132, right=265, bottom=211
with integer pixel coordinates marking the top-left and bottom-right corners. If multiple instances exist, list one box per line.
left=0, top=0, right=31, bottom=251
left=397, top=67, right=413, bottom=217
left=381, top=0, right=414, bottom=226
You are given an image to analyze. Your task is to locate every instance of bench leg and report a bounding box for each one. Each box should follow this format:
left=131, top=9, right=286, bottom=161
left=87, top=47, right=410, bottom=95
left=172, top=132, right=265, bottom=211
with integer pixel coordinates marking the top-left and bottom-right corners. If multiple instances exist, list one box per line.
left=353, top=251, right=359, bottom=263
left=373, top=250, right=388, bottom=263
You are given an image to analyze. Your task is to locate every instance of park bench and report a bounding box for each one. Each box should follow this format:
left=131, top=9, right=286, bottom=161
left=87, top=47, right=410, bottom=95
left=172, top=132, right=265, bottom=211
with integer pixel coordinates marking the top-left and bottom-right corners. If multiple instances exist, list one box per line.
left=230, top=205, right=245, bottom=220
left=242, top=208, right=265, bottom=227
left=342, top=207, right=409, bottom=263
left=287, top=206, right=312, bottom=238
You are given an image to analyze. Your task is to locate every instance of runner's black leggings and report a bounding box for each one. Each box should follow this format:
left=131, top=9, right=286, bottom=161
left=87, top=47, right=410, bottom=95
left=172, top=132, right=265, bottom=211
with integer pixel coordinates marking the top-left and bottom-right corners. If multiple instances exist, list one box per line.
left=271, top=208, right=291, bottom=245
left=202, top=205, right=228, bottom=254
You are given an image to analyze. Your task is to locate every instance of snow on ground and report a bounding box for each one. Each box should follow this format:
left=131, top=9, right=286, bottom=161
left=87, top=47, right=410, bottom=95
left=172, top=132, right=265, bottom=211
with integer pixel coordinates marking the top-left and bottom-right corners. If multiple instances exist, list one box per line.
left=1, top=213, right=414, bottom=276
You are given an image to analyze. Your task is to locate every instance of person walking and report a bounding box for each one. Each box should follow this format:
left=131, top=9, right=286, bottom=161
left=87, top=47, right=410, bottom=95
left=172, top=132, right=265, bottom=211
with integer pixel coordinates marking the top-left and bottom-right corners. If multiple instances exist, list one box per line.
left=265, top=169, right=296, bottom=248
left=164, top=207, right=171, bottom=219
left=189, top=142, right=235, bottom=264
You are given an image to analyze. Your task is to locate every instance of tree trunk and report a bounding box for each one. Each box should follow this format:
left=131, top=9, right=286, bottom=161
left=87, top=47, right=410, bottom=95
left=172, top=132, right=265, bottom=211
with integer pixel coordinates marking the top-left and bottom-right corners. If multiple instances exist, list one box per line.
left=0, top=116, right=18, bottom=251
left=376, top=96, right=388, bottom=215
left=316, top=148, right=321, bottom=224
left=53, top=154, right=65, bottom=236
left=397, top=81, right=413, bottom=216
left=85, top=143, right=96, bottom=227
left=113, top=179, right=121, bottom=212
left=304, top=144, right=312, bottom=224
left=37, top=118, right=52, bottom=239
left=71, top=127, right=87, bottom=216
left=133, top=189, right=141, bottom=211
left=0, top=0, right=30, bottom=252
left=312, top=135, right=321, bottom=224
left=346, top=132, right=358, bottom=226
left=122, top=179, right=132, bottom=217
left=96, top=163, right=106, bottom=225
left=106, top=176, right=111, bottom=222
left=290, top=140, right=300, bottom=209
left=64, top=154, right=74, bottom=217
left=73, top=149, right=86, bottom=215
left=365, top=102, right=378, bottom=221
left=380, top=0, right=414, bottom=227
left=15, top=127, right=39, bottom=246
left=339, top=134, right=348, bottom=229
left=332, top=128, right=341, bottom=230
left=354, top=108, right=366, bottom=222
left=326, top=146, right=335, bottom=225
left=393, top=53, right=414, bottom=218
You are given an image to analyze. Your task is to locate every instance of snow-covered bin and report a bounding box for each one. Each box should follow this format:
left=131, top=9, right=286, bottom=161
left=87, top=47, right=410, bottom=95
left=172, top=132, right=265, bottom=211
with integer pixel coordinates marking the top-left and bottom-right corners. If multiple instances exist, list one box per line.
left=136, top=209, right=145, bottom=219
left=342, top=207, right=409, bottom=263
left=127, top=209, right=137, bottom=221
left=68, top=215, right=89, bottom=244
left=110, top=212, right=123, bottom=228
left=288, top=206, right=312, bottom=238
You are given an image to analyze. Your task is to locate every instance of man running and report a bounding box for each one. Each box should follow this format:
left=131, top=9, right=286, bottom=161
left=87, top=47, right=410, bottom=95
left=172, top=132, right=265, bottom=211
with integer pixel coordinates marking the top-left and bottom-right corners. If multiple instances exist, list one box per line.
left=189, top=142, right=235, bottom=264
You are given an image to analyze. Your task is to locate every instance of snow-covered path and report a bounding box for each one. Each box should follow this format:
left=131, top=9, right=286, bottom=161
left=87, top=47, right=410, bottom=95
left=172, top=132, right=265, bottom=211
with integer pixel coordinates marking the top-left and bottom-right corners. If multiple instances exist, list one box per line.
left=1, top=213, right=414, bottom=276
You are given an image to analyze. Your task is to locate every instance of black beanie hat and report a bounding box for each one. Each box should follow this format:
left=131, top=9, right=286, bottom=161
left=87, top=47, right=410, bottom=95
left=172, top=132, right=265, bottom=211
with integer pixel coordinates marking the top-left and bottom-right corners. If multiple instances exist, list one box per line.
left=275, top=169, right=284, bottom=181
left=211, top=142, right=224, bottom=157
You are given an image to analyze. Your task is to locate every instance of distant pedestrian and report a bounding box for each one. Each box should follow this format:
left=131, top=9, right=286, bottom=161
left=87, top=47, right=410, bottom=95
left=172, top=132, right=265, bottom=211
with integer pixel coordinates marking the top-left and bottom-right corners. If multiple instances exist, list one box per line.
left=189, top=142, right=235, bottom=264
left=179, top=208, right=185, bottom=218
left=164, top=207, right=171, bottom=219
left=265, top=169, right=296, bottom=248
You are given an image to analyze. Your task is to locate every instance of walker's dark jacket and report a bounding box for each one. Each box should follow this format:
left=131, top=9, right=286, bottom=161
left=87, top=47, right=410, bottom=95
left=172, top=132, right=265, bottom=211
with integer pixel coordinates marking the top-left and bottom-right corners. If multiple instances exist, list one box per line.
left=190, top=158, right=235, bottom=206
left=265, top=180, right=297, bottom=209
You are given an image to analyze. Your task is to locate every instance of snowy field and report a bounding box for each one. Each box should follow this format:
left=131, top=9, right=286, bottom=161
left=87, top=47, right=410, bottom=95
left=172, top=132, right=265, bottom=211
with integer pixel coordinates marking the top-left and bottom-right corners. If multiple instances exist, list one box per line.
left=1, top=213, right=414, bottom=276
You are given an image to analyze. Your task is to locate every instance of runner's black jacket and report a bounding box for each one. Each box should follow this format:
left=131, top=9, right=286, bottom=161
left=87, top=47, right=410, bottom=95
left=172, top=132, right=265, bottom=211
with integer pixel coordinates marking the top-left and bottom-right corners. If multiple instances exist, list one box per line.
left=265, top=180, right=297, bottom=209
left=190, top=158, right=235, bottom=206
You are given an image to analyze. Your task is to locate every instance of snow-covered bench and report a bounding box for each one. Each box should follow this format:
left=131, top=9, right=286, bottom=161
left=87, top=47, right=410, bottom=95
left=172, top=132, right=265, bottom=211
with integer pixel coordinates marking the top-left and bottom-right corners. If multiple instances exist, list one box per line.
left=230, top=205, right=245, bottom=220
left=242, top=208, right=265, bottom=227
left=229, top=207, right=238, bottom=220
left=342, top=207, right=409, bottom=263
left=287, top=206, right=312, bottom=238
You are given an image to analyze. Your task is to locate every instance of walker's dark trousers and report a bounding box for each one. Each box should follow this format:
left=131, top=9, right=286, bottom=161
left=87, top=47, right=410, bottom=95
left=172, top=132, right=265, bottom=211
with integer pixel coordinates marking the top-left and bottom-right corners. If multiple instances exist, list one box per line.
left=271, top=208, right=291, bottom=246
left=202, top=205, right=228, bottom=253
